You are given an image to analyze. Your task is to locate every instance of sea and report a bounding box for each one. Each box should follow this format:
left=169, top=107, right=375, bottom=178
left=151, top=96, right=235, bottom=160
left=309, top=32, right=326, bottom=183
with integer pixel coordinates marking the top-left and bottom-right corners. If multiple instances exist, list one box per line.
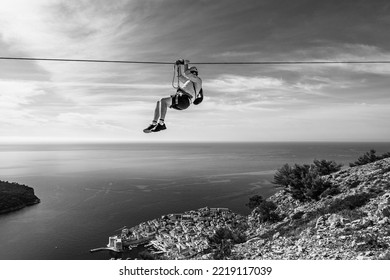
left=1, top=142, right=390, bottom=260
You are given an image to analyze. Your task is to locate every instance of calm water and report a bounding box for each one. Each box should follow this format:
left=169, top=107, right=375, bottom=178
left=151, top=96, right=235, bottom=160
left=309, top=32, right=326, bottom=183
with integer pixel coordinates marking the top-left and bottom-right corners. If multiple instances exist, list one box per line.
left=1, top=142, right=390, bottom=260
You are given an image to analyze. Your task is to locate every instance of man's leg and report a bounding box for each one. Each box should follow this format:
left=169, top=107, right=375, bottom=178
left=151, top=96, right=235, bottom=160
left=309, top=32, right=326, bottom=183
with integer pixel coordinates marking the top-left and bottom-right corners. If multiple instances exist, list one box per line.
left=143, top=100, right=161, bottom=133
left=152, top=97, right=172, bottom=132
left=159, top=97, right=172, bottom=121
left=153, top=100, right=160, bottom=123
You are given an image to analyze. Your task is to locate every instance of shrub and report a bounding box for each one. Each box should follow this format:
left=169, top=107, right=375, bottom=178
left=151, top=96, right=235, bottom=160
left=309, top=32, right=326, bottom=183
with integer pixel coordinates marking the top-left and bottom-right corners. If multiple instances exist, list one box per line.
left=302, top=171, right=334, bottom=201
left=320, top=186, right=341, bottom=198
left=350, top=150, right=390, bottom=167
left=338, top=209, right=367, bottom=221
left=246, top=195, right=264, bottom=210
left=377, top=251, right=390, bottom=260
left=327, top=193, right=371, bottom=213
left=291, top=211, right=305, bottom=220
left=272, top=164, right=294, bottom=188
left=382, top=206, right=390, bottom=218
left=208, top=228, right=246, bottom=260
left=253, top=200, right=280, bottom=223
left=312, top=159, right=343, bottom=175
left=355, top=233, right=388, bottom=251
left=273, top=159, right=341, bottom=202
left=347, top=180, right=360, bottom=189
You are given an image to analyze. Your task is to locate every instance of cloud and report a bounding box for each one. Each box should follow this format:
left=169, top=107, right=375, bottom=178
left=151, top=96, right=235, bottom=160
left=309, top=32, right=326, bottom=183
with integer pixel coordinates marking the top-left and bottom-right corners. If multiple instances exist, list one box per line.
left=1, top=1, right=390, bottom=142
left=0, top=80, right=46, bottom=108
left=205, top=75, right=284, bottom=93
left=210, top=51, right=264, bottom=58
left=280, top=43, right=390, bottom=75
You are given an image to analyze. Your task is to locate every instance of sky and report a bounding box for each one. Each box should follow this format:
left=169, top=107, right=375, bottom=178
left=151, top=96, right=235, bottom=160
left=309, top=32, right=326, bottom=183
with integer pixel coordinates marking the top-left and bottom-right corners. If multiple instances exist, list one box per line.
left=1, top=0, right=390, bottom=143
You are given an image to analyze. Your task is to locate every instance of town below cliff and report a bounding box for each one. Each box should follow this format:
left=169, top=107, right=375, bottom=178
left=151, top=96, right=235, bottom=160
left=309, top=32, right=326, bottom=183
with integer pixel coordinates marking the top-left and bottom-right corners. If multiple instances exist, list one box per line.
left=107, top=152, right=390, bottom=260
left=0, top=180, right=40, bottom=214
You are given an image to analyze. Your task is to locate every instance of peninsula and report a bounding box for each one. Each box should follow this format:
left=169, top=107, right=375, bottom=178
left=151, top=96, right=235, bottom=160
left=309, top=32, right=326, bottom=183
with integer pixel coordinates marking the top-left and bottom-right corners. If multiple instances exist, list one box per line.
left=0, top=180, right=40, bottom=214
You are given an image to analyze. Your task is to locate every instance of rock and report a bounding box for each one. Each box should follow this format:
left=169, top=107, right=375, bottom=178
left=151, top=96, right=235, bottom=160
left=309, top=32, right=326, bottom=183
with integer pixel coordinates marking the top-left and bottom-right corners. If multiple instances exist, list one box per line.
left=360, top=218, right=373, bottom=228
left=273, top=249, right=283, bottom=254
left=365, top=251, right=373, bottom=257
left=378, top=205, right=390, bottom=218
left=378, top=217, right=390, bottom=225
left=315, top=216, right=325, bottom=228
left=317, top=227, right=326, bottom=233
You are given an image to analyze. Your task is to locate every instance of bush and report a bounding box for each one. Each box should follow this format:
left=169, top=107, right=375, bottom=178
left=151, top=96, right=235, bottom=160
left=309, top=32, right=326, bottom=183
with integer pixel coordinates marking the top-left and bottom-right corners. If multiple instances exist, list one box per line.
left=253, top=200, right=280, bottom=223
left=377, top=251, right=390, bottom=260
left=350, top=149, right=390, bottom=167
left=327, top=193, right=371, bottom=213
left=302, top=171, right=334, bottom=201
left=273, top=159, right=342, bottom=202
left=273, top=164, right=293, bottom=188
left=347, top=180, right=360, bottom=189
left=355, top=233, right=388, bottom=251
left=208, top=228, right=246, bottom=260
left=320, top=186, right=341, bottom=198
left=312, top=159, right=343, bottom=176
left=338, top=209, right=367, bottom=221
left=291, top=211, right=305, bottom=220
left=246, top=195, right=264, bottom=210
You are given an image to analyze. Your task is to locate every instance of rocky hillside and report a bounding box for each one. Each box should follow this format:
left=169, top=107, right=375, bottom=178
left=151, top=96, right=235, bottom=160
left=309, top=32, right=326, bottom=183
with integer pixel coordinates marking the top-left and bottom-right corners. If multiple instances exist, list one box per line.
left=232, top=158, right=390, bottom=260
left=0, top=180, right=40, bottom=214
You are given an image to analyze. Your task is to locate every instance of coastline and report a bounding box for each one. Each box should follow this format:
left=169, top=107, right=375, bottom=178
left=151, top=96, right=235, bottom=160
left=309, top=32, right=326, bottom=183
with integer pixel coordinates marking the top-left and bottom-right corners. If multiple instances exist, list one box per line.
left=97, top=157, right=390, bottom=260
left=98, top=207, right=246, bottom=259
left=2, top=142, right=390, bottom=260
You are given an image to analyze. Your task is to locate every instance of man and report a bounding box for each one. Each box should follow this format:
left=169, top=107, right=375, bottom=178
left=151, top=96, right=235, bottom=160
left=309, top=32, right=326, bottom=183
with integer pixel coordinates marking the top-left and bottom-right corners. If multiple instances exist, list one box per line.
left=143, top=59, right=203, bottom=133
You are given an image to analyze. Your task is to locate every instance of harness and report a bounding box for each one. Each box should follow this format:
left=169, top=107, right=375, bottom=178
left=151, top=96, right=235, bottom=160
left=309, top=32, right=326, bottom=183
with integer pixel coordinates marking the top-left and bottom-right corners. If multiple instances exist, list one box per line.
left=171, top=64, right=203, bottom=110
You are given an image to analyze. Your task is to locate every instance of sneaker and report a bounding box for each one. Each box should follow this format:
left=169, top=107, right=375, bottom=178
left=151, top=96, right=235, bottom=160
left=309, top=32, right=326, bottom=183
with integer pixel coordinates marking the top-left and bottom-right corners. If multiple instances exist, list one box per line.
left=143, top=123, right=157, bottom=133
left=152, top=123, right=167, bottom=132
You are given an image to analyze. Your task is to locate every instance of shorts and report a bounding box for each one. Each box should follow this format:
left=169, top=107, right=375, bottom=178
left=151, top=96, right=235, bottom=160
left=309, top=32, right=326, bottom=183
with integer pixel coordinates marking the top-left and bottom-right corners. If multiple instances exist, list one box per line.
left=170, top=92, right=191, bottom=110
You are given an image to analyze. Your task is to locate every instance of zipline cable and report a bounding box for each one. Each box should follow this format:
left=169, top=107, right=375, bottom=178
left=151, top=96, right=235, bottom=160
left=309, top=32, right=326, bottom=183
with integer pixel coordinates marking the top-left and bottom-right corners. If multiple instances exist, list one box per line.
left=1, top=56, right=390, bottom=65
left=0, top=56, right=171, bottom=65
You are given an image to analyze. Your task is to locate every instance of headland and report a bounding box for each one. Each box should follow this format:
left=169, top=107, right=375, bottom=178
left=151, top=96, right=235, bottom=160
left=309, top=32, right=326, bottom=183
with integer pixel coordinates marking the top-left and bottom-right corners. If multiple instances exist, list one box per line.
left=0, top=180, right=40, bottom=214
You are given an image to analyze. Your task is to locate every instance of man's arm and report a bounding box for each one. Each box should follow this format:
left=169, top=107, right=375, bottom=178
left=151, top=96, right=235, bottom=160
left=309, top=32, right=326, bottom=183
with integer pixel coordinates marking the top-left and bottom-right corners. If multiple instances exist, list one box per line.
left=182, top=60, right=201, bottom=84
left=178, top=60, right=190, bottom=83
left=183, top=60, right=190, bottom=72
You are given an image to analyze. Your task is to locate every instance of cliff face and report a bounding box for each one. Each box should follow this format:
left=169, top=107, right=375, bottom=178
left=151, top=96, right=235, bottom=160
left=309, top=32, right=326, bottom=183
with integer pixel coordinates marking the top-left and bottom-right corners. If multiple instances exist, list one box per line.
left=0, top=180, right=41, bottom=214
left=233, top=158, right=390, bottom=260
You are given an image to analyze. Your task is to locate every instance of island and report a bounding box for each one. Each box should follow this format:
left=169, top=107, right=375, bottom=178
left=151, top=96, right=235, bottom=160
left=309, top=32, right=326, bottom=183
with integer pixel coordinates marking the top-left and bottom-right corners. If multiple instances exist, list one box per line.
left=0, top=180, right=41, bottom=214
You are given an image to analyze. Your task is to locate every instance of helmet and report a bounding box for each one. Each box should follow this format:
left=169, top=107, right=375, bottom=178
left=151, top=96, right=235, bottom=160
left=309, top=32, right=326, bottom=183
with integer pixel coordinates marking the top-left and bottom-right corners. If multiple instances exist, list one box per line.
left=189, top=66, right=198, bottom=74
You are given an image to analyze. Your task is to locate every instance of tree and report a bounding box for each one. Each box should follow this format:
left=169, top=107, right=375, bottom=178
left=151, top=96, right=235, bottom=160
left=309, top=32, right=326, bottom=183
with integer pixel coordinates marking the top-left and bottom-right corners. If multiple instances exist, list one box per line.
left=246, top=195, right=264, bottom=210
left=253, top=200, right=280, bottom=223
left=272, top=164, right=293, bottom=188
left=312, top=159, right=342, bottom=175
left=350, top=150, right=390, bottom=167
left=273, top=159, right=341, bottom=202
left=208, top=228, right=246, bottom=260
left=208, top=228, right=234, bottom=260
